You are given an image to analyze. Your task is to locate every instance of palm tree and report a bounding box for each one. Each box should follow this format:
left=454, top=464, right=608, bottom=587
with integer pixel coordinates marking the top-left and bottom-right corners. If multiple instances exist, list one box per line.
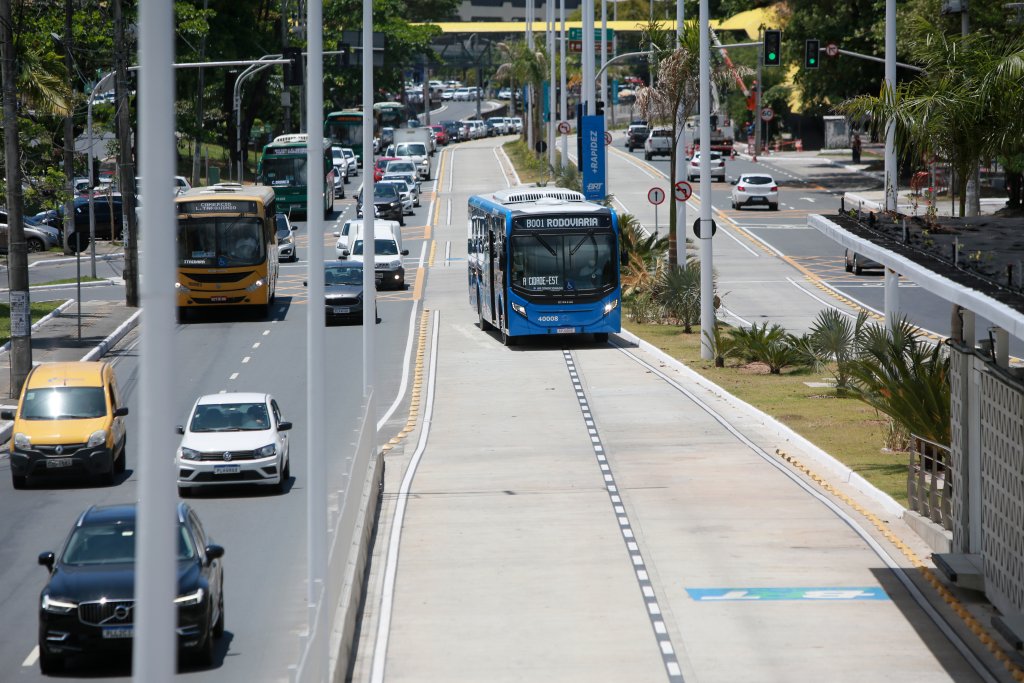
left=808, top=308, right=871, bottom=395
left=618, top=213, right=667, bottom=298
left=494, top=39, right=549, bottom=158
left=837, top=18, right=1024, bottom=217
left=634, top=20, right=742, bottom=265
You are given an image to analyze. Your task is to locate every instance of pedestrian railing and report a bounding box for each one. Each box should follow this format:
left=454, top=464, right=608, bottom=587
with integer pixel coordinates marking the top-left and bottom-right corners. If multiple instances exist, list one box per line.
left=907, top=435, right=952, bottom=530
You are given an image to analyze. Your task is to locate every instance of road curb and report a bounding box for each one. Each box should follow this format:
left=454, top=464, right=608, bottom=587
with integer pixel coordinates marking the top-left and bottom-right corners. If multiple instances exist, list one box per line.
left=615, top=327, right=906, bottom=520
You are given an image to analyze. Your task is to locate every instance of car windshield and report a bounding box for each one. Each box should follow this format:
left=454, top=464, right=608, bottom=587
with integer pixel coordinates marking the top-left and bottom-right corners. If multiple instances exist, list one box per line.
left=651, top=129, right=671, bottom=137
left=382, top=175, right=411, bottom=187
left=510, top=230, right=617, bottom=295
left=742, top=176, right=774, bottom=185
left=373, top=185, right=399, bottom=200
left=61, top=522, right=196, bottom=566
left=325, top=265, right=363, bottom=285
left=19, top=386, right=106, bottom=420
left=379, top=181, right=406, bottom=194
left=352, top=239, right=400, bottom=256
left=178, top=217, right=265, bottom=267
left=387, top=162, right=416, bottom=174
left=260, top=155, right=307, bottom=187
left=395, top=144, right=426, bottom=157
left=190, top=402, right=270, bottom=432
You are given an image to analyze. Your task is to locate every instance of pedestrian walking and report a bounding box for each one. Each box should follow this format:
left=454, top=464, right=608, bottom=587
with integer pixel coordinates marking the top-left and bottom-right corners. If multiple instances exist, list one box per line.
left=852, top=133, right=862, bottom=164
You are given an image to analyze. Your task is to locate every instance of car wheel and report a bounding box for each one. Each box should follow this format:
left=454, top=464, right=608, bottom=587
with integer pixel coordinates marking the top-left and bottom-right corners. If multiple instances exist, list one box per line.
left=178, top=485, right=192, bottom=498
left=115, top=438, right=127, bottom=473
left=27, top=237, right=45, bottom=252
left=277, top=456, right=290, bottom=494
left=844, top=255, right=853, bottom=273
left=38, top=647, right=63, bottom=675
left=192, top=630, right=215, bottom=668
left=212, top=586, right=225, bottom=638
left=644, top=152, right=651, bottom=161
left=854, top=256, right=864, bottom=276
left=11, top=472, right=27, bottom=489
left=398, top=216, right=405, bottom=226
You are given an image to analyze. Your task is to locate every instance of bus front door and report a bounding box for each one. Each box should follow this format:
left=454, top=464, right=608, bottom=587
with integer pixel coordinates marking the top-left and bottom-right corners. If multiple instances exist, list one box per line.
left=487, top=229, right=497, bottom=326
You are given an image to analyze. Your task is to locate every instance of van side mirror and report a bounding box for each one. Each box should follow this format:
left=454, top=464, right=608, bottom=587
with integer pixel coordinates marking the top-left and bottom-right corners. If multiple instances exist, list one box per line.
left=278, top=421, right=292, bottom=431
left=401, top=249, right=409, bottom=256
left=176, top=425, right=185, bottom=434
left=113, top=407, right=129, bottom=417
left=205, top=545, right=225, bottom=563
left=333, top=231, right=340, bottom=237
left=38, top=552, right=55, bottom=570
left=341, top=250, right=350, bottom=258
left=291, top=225, right=297, bottom=231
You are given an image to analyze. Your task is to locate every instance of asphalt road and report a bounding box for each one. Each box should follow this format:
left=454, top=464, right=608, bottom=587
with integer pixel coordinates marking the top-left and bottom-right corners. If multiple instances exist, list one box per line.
left=0, top=159, right=433, bottom=680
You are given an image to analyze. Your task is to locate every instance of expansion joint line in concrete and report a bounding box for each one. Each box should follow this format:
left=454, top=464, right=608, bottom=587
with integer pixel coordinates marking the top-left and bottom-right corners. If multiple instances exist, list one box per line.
left=382, top=308, right=431, bottom=453
left=560, top=349, right=685, bottom=683
left=775, top=448, right=1024, bottom=681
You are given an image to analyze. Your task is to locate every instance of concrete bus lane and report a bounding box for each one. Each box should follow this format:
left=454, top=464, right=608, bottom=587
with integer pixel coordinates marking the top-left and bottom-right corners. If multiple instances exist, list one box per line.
left=352, top=137, right=993, bottom=682
left=0, top=201, right=428, bottom=681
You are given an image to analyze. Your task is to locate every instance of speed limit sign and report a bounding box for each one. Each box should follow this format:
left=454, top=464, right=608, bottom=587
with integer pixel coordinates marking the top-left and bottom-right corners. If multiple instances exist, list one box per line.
left=558, top=121, right=571, bottom=134
left=760, top=107, right=775, bottom=122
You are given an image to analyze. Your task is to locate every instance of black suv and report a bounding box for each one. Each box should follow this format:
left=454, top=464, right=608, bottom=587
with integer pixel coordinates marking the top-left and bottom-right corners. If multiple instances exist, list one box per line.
left=626, top=123, right=649, bottom=151
left=36, top=503, right=225, bottom=674
left=356, top=184, right=405, bottom=226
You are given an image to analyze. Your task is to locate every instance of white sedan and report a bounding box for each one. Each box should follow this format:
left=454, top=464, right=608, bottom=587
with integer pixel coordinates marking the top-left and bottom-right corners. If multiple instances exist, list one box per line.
left=176, top=392, right=292, bottom=496
left=687, top=151, right=726, bottom=182
left=730, top=173, right=779, bottom=211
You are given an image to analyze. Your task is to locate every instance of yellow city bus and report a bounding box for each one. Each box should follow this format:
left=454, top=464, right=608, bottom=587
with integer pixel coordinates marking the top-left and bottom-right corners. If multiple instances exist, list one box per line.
left=175, top=183, right=279, bottom=319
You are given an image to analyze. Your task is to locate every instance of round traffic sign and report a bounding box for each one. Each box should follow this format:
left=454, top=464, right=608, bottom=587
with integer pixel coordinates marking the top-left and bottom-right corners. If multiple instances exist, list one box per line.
left=760, top=107, right=775, bottom=122
left=558, top=121, right=571, bottom=134
left=673, top=181, right=692, bottom=202
left=604, top=131, right=613, bottom=146
left=825, top=42, right=839, bottom=57
left=647, top=187, right=665, bottom=205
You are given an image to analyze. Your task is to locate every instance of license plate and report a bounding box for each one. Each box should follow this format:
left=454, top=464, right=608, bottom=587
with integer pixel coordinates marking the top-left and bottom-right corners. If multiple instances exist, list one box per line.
left=210, top=296, right=228, bottom=303
left=556, top=327, right=576, bottom=334
left=46, top=458, right=73, bottom=469
left=214, top=464, right=241, bottom=475
left=102, top=628, right=133, bottom=639
left=749, top=196, right=766, bottom=202
left=332, top=306, right=350, bottom=314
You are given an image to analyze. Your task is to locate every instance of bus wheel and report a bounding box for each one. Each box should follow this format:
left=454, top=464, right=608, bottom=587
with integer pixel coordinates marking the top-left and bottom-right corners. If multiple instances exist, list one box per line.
left=477, top=297, right=489, bottom=331
left=176, top=307, right=190, bottom=323
left=594, top=332, right=609, bottom=344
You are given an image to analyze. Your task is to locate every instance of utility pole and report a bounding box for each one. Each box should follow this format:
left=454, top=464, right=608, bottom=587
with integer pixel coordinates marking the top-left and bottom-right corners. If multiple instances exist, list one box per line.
left=559, top=0, right=567, bottom=168
left=114, top=0, right=139, bottom=307
left=191, top=0, right=209, bottom=186
left=281, top=0, right=291, bottom=133
left=62, top=0, right=75, bottom=255
left=2, top=0, right=33, bottom=395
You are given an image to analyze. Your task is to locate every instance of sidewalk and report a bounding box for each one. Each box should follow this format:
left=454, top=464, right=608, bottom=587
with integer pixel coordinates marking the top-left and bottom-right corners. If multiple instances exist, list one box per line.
left=0, top=298, right=140, bottom=403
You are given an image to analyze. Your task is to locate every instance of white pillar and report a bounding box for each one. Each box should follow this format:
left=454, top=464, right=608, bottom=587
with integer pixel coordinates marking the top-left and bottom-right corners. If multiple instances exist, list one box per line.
left=582, top=0, right=595, bottom=110
left=600, top=0, right=608, bottom=113
left=884, top=0, right=897, bottom=211
left=559, top=0, right=568, bottom=168
left=527, top=1, right=535, bottom=154
left=884, top=267, right=899, bottom=332
left=133, top=0, right=176, bottom=679
left=673, top=0, right=685, bottom=265
left=548, top=0, right=556, bottom=171
left=676, top=0, right=684, bottom=47
left=362, top=0, right=376, bottom=387
left=698, top=0, right=714, bottom=359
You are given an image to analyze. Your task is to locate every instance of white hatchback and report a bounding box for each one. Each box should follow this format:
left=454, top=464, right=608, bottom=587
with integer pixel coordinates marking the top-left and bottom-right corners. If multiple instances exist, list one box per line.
left=730, top=173, right=779, bottom=211
left=176, top=393, right=292, bottom=496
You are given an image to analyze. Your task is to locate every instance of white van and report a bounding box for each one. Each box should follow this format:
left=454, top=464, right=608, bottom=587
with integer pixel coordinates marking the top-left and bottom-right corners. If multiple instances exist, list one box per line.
left=343, top=222, right=409, bottom=290
left=333, top=219, right=401, bottom=259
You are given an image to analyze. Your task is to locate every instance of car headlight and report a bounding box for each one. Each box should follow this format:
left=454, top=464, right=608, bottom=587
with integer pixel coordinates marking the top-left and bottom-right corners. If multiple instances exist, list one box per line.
left=42, top=594, right=78, bottom=614
left=14, top=432, right=30, bottom=449
left=87, top=429, right=108, bottom=448
left=511, top=302, right=527, bottom=317
left=175, top=282, right=191, bottom=294
left=603, top=298, right=620, bottom=315
left=179, top=447, right=200, bottom=461
left=245, top=279, right=265, bottom=292
left=256, top=444, right=276, bottom=458
left=389, top=260, right=402, bottom=269
left=173, top=587, right=204, bottom=606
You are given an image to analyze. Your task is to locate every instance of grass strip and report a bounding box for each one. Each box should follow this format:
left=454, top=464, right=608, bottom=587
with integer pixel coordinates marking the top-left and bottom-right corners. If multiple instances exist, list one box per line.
left=0, top=300, right=65, bottom=347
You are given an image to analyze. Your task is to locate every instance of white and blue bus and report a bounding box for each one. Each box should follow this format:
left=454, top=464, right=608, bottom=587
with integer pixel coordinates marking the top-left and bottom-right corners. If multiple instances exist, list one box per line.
left=468, top=187, right=621, bottom=345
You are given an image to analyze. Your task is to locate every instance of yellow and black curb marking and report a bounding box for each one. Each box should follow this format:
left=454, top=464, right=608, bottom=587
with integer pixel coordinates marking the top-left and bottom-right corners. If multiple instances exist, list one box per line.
left=775, top=447, right=1024, bottom=681
left=382, top=308, right=431, bottom=454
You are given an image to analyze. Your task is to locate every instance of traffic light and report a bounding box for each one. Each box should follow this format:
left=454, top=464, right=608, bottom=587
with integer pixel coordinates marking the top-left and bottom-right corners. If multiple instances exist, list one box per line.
left=224, top=70, right=238, bottom=115
left=282, top=46, right=303, bottom=87
left=595, top=99, right=604, bottom=117
left=763, top=29, right=782, bottom=67
left=337, top=42, right=350, bottom=68
left=805, top=39, right=820, bottom=69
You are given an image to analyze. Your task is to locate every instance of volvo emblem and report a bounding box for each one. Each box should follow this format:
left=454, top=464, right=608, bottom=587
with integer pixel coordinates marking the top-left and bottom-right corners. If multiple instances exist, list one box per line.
left=114, top=605, right=130, bottom=620
left=54, top=445, right=64, bottom=455
left=222, top=451, right=232, bottom=461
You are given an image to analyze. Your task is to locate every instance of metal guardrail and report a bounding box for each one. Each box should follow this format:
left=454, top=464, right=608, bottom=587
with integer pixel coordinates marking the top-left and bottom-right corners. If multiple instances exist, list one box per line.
left=908, top=434, right=952, bottom=530
left=291, top=389, right=380, bottom=683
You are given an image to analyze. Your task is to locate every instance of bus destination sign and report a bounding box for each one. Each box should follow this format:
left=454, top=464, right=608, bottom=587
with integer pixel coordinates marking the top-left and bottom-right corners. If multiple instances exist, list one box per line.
left=180, top=200, right=256, bottom=215
left=514, top=215, right=611, bottom=230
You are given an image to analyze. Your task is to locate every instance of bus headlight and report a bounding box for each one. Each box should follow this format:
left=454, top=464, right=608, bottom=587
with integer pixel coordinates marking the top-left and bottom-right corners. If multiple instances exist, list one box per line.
left=603, top=298, right=619, bottom=315
left=245, top=279, right=265, bottom=292
left=511, top=302, right=527, bottom=317
left=175, top=282, right=191, bottom=294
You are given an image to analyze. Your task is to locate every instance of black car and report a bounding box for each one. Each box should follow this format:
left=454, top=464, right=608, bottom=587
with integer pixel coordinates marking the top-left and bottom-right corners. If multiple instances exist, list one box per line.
left=356, top=184, right=404, bottom=226
left=626, top=124, right=649, bottom=151
left=440, top=120, right=462, bottom=143
left=36, top=503, right=225, bottom=674
left=313, top=260, right=375, bottom=324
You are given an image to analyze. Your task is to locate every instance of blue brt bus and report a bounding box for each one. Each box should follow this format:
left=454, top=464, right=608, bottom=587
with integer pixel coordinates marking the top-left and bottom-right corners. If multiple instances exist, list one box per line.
left=468, top=187, right=621, bottom=345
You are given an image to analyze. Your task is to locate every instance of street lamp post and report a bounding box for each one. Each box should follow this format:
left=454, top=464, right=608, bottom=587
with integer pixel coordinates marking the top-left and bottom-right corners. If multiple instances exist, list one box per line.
left=560, top=0, right=568, bottom=168
left=87, top=71, right=115, bottom=279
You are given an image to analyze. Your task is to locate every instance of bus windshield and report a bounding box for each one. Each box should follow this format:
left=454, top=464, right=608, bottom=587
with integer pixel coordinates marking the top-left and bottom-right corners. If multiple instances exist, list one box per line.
left=325, top=120, right=362, bottom=147
left=261, top=156, right=307, bottom=187
left=510, top=231, right=617, bottom=295
left=179, top=217, right=266, bottom=267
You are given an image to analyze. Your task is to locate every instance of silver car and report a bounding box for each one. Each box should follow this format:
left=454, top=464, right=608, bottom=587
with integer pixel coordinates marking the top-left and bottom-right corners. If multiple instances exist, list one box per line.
left=276, top=213, right=297, bottom=262
left=0, top=212, right=61, bottom=253
left=382, top=172, right=421, bottom=206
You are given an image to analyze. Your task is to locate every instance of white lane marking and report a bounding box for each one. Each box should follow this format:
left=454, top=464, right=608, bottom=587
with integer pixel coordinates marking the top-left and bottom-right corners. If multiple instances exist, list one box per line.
left=219, top=389, right=227, bottom=394
left=229, top=372, right=239, bottom=380
left=252, top=342, right=260, bottom=349
left=22, top=646, right=39, bottom=667
left=242, top=356, right=250, bottom=364
left=785, top=276, right=859, bottom=317
left=371, top=310, right=441, bottom=683
left=716, top=225, right=760, bottom=257
left=719, top=305, right=753, bottom=327
left=445, top=240, right=451, bottom=265
left=262, top=330, right=270, bottom=336
left=376, top=277, right=425, bottom=432
left=802, top=197, right=816, bottom=203
left=493, top=147, right=512, bottom=187
left=446, top=198, right=452, bottom=226
left=418, top=241, right=428, bottom=267
left=446, top=149, right=455, bottom=193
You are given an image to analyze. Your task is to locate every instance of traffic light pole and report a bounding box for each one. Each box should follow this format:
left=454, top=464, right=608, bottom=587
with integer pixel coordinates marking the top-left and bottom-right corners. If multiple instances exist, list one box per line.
left=755, top=39, right=762, bottom=159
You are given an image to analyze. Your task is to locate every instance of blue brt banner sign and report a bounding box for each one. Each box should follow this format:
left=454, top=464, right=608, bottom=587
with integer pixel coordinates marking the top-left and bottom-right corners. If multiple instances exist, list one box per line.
left=581, top=114, right=606, bottom=201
